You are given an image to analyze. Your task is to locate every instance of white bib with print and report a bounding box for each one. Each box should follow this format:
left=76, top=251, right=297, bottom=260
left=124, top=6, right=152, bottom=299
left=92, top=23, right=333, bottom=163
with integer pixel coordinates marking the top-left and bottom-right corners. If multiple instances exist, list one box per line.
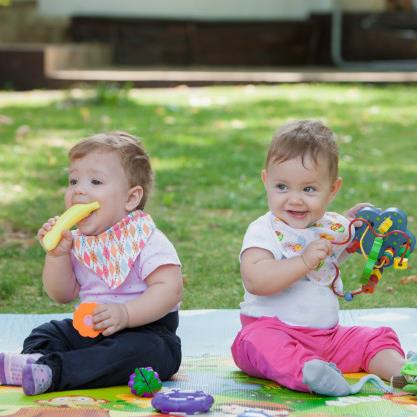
left=270, top=212, right=353, bottom=286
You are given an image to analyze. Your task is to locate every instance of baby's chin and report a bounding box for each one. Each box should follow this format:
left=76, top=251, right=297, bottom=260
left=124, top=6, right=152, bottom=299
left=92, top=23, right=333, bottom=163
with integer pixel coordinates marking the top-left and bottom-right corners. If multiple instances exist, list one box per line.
left=273, top=211, right=310, bottom=229
left=77, top=224, right=106, bottom=236
left=287, top=221, right=311, bottom=230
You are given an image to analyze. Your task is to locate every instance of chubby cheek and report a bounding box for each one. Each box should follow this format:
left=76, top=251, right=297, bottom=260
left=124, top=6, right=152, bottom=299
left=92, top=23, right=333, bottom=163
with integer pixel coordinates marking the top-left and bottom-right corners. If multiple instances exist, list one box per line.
left=311, top=204, right=326, bottom=218
left=64, top=190, right=72, bottom=209
left=268, top=193, right=282, bottom=208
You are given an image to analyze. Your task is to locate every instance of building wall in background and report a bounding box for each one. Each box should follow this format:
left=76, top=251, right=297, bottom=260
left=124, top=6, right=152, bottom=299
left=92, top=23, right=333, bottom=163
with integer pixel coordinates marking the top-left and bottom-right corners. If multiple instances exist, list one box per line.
left=0, top=0, right=69, bottom=43
left=40, top=0, right=414, bottom=20
left=38, top=0, right=332, bottom=20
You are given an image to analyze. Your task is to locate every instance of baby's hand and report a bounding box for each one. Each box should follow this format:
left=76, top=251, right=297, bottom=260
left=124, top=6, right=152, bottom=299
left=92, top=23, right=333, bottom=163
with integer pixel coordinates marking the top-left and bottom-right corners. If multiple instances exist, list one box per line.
left=93, top=303, right=129, bottom=337
left=37, top=217, right=73, bottom=257
left=344, top=202, right=374, bottom=228
left=301, top=239, right=333, bottom=270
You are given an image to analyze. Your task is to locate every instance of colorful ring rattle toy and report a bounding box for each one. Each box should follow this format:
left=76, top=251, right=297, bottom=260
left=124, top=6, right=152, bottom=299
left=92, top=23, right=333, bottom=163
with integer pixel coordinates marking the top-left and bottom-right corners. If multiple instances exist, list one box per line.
left=128, top=367, right=162, bottom=397
left=73, top=302, right=102, bottom=338
left=331, top=207, right=416, bottom=301
left=151, top=389, right=214, bottom=414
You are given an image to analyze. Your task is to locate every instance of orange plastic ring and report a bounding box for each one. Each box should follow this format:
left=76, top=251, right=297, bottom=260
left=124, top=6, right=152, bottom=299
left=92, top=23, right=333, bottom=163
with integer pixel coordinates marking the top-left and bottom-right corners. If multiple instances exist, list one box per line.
left=73, top=302, right=102, bottom=338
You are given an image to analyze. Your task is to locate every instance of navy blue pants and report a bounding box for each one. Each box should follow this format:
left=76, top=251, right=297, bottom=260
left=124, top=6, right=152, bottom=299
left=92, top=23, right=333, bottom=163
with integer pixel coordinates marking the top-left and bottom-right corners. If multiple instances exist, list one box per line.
left=22, top=311, right=181, bottom=392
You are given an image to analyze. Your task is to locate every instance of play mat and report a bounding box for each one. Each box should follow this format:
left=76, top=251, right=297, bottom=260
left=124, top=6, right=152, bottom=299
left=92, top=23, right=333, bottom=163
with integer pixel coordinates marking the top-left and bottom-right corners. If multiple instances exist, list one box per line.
left=1, top=309, right=417, bottom=416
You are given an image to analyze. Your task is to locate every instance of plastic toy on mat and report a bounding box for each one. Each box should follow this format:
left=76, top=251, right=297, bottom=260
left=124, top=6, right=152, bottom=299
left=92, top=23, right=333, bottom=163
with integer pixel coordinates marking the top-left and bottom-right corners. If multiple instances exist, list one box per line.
left=128, top=367, right=162, bottom=397
left=399, top=361, right=417, bottom=394
left=151, top=389, right=214, bottom=414
left=73, top=302, right=102, bottom=338
left=331, top=207, right=416, bottom=301
left=42, top=201, right=100, bottom=251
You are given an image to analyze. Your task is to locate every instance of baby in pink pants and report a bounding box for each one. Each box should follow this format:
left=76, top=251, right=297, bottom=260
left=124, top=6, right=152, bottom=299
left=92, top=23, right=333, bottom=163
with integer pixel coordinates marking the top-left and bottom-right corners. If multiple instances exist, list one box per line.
left=232, top=120, right=408, bottom=396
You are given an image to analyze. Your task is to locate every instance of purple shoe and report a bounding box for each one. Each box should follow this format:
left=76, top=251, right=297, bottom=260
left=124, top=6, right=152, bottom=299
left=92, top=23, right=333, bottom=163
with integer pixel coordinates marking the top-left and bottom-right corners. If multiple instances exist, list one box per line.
left=22, top=364, right=52, bottom=396
left=0, top=353, right=41, bottom=386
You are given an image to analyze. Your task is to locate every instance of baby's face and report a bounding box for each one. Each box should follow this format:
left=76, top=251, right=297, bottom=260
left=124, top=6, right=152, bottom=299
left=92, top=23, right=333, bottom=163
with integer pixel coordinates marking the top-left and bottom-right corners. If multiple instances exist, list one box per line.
left=262, top=156, right=341, bottom=229
left=65, top=150, right=132, bottom=235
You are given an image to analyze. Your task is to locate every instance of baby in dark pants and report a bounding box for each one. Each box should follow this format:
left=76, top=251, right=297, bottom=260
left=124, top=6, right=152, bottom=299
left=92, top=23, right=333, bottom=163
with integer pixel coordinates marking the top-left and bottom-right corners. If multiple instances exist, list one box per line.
left=0, top=131, right=182, bottom=394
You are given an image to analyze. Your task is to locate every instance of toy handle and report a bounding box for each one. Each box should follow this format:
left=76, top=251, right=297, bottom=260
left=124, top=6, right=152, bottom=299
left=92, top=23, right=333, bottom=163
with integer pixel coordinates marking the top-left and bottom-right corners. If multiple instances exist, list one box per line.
left=42, top=201, right=100, bottom=251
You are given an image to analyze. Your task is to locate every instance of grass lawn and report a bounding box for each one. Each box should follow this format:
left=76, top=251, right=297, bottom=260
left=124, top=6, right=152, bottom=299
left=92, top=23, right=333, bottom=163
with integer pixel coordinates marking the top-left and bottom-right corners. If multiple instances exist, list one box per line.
left=0, top=84, right=416, bottom=313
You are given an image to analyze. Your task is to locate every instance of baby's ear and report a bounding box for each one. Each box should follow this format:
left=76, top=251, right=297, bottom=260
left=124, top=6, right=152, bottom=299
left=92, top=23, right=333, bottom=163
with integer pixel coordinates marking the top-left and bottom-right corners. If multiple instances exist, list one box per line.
left=261, top=169, right=267, bottom=185
left=126, top=185, right=144, bottom=211
left=330, top=177, right=343, bottom=198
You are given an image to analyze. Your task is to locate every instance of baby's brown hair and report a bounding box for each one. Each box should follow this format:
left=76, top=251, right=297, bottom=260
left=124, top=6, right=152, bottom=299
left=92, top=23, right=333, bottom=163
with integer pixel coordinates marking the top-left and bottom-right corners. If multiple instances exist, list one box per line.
left=69, top=131, right=153, bottom=210
left=265, top=120, right=339, bottom=181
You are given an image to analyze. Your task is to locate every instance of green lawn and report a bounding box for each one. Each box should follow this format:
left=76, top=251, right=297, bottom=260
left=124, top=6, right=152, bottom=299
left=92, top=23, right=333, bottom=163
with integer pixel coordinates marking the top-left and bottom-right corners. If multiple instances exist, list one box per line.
left=0, top=84, right=416, bottom=313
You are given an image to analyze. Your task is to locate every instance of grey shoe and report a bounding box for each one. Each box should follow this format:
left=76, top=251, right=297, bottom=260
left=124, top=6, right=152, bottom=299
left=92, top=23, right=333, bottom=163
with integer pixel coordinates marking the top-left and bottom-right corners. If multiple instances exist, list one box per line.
left=302, top=359, right=392, bottom=397
left=303, top=359, right=352, bottom=396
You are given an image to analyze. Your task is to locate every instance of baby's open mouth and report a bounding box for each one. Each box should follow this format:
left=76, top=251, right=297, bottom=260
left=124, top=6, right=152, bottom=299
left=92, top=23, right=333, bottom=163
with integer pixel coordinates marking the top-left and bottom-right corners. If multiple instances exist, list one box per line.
left=287, top=210, right=308, bottom=218
left=78, top=212, right=94, bottom=224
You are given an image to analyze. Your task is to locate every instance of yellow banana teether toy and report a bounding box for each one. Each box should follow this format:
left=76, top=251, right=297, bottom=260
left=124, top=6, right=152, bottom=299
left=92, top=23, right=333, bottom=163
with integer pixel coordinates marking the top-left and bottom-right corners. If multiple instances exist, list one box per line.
left=43, top=201, right=100, bottom=251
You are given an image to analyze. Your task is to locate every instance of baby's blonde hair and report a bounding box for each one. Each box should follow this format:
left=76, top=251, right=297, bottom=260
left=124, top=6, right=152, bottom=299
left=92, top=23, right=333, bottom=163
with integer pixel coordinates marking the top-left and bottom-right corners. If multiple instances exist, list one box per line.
left=265, top=120, right=339, bottom=181
left=69, top=131, right=153, bottom=210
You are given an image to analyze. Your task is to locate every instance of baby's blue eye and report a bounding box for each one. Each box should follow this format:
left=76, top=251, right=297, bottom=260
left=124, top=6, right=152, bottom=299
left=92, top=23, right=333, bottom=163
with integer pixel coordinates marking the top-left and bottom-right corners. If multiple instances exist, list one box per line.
left=91, top=179, right=103, bottom=185
left=276, top=183, right=288, bottom=191
left=69, top=178, right=77, bottom=185
left=304, top=186, right=316, bottom=193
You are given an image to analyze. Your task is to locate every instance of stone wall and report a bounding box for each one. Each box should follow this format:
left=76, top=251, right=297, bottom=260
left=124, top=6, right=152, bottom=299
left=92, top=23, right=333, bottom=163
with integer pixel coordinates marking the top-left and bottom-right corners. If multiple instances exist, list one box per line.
left=0, top=0, right=69, bottom=43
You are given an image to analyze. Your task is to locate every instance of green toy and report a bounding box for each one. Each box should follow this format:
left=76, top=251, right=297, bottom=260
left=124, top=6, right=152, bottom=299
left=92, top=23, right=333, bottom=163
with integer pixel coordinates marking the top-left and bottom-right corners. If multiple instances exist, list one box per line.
left=360, top=236, right=383, bottom=282
left=400, top=362, right=417, bottom=393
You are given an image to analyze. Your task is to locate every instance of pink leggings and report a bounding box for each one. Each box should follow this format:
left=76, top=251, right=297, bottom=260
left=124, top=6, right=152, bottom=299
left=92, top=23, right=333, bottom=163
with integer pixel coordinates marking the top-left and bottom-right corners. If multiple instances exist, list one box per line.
left=231, top=315, right=404, bottom=392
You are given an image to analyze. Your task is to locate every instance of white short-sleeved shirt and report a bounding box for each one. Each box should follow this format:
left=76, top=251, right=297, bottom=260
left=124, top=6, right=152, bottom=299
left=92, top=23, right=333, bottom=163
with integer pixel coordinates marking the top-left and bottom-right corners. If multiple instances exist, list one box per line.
left=239, top=212, right=340, bottom=329
left=72, top=229, right=181, bottom=309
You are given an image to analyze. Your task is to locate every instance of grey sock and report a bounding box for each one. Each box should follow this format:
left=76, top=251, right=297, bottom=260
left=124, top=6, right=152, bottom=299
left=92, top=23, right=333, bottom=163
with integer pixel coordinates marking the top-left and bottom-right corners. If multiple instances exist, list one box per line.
left=302, top=359, right=392, bottom=397
left=302, top=359, right=352, bottom=396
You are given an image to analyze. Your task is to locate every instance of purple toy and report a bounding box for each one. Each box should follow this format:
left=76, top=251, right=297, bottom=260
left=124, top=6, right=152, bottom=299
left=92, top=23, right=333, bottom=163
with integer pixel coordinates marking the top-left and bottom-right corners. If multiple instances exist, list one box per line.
left=128, top=367, right=162, bottom=397
left=151, top=389, right=214, bottom=414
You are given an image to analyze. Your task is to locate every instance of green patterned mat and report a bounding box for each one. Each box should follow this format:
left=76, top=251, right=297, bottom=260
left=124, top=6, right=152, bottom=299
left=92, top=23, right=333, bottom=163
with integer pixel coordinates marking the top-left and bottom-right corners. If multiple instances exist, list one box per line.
left=1, top=355, right=417, bottom=417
